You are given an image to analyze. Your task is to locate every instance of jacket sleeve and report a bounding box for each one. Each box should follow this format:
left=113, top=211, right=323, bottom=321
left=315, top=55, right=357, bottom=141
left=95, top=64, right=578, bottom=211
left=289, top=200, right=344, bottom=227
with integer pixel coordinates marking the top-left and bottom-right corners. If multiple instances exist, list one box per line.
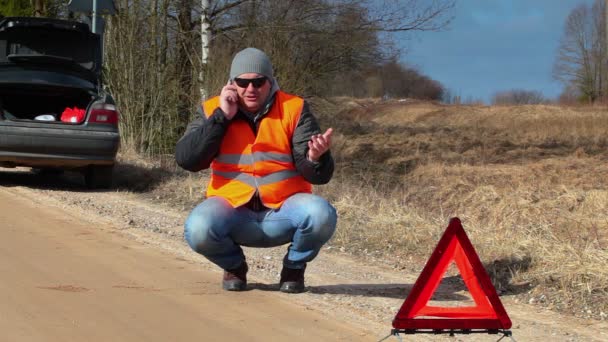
left=292, top=101, right=335, bottom=184
left=175, top=106, right=229, bottom=172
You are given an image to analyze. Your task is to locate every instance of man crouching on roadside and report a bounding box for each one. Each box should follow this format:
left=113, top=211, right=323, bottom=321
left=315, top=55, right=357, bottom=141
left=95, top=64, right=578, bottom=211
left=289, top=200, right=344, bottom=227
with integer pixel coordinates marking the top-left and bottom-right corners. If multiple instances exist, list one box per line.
left=175, top=47, right=337, bottom=293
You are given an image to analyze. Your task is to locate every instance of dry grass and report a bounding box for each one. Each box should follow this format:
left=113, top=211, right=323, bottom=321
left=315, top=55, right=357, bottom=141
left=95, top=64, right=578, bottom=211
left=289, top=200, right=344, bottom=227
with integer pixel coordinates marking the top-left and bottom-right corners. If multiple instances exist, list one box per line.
left=117, top=98, right=608, bottom=319
left=313, top=98, right=608, bottom=317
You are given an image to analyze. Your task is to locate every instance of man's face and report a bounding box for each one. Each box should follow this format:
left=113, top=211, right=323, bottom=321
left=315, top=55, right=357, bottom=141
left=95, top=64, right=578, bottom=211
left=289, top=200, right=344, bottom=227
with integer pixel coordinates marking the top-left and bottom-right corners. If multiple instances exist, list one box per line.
left=233, top=73, right=271, bottom=113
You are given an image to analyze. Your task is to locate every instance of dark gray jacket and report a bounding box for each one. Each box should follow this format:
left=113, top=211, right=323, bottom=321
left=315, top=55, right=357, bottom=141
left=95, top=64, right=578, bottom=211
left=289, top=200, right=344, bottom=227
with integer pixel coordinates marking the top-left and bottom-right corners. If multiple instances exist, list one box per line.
left=175, top=95, right=334, bottom=190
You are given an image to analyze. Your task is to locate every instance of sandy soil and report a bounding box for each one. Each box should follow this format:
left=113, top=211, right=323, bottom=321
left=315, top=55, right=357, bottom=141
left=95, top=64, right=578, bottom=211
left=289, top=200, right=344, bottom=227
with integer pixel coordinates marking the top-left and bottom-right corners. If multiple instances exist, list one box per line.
left=0, top=186, right=370, bottom=341
left=1, top=168, right=608, bottom=341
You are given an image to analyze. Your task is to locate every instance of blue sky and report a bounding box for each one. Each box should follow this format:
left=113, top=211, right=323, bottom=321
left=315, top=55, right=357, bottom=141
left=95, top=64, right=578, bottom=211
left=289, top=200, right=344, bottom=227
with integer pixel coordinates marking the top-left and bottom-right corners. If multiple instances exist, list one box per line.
left=401, top=0, right=596, bottom=103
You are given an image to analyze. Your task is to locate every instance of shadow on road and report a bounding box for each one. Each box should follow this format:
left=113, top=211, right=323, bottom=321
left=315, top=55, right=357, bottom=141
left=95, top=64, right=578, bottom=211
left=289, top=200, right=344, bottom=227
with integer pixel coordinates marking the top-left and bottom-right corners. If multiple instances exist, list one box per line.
left=247, top=282, right=470, bottom=301
left=0, top=168, right=84, bottom=190
left=307, top=283, right=470, bottom=301
left=0, top=161, right=171, bottom=193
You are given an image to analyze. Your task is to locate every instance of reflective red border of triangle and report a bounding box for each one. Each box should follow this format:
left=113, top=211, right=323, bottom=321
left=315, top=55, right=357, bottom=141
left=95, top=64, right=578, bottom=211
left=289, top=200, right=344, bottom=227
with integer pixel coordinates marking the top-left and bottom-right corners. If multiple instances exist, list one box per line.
left=392, top=217, right=512, bottom=330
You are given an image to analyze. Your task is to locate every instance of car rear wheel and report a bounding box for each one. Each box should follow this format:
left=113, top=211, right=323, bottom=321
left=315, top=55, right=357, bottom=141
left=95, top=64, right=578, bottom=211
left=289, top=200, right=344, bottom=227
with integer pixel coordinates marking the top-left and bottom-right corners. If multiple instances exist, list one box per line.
left=84, top=165, right=113, bottom=189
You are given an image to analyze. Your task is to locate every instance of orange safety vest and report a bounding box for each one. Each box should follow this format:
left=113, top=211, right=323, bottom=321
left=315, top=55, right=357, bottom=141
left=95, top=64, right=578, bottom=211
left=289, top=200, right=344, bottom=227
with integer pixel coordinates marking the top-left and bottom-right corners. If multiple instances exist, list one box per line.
left=202, top=90, right=312, bottom=209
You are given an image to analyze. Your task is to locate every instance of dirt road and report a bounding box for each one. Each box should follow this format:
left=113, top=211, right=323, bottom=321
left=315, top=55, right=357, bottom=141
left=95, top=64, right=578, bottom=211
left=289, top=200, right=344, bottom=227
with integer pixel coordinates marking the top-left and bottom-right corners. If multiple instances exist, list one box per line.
left=1, top=169, right=608, bottom=341
left=0, top=187, right=369, bottom=341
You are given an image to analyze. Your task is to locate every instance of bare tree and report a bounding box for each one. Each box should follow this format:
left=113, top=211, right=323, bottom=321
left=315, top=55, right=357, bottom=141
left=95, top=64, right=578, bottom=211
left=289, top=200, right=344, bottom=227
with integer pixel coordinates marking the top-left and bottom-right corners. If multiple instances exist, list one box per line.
left=176, top=0, right=195, bottom=130
left=363, top=0, right=455, bottom=33
left=553, top=0, right=607, bottom=103
left=104, top=0, right=183, bottom=154
left=557, top=83, right=581, bottom=105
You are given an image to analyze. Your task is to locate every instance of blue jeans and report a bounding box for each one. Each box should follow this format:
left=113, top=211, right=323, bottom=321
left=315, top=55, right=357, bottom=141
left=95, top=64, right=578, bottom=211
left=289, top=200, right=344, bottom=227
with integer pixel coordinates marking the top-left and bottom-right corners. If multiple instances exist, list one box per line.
left=184, top=193, right=337, bottom=271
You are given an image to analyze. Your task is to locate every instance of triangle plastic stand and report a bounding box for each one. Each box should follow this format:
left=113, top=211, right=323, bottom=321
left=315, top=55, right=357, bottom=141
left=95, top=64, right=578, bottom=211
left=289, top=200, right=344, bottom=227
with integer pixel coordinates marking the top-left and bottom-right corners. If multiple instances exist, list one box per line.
left=392, top=217, right=512, bottom=331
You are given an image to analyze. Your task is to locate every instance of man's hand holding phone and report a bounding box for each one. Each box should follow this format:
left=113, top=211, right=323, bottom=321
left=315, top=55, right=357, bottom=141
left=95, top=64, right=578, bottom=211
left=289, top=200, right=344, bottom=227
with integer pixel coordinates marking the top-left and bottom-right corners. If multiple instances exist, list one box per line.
left=220, top=81, right=238, bottom=120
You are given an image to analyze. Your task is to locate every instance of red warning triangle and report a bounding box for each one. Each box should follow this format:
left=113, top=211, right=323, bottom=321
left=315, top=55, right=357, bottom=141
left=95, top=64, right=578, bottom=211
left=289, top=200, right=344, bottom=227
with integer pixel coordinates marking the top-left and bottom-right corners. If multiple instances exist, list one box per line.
left=393, top=217, right=512, bottom=330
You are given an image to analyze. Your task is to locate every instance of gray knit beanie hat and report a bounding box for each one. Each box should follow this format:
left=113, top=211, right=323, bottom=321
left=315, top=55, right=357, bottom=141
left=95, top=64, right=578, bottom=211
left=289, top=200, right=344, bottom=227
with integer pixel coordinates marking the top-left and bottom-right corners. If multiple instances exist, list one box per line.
left=229, top=48, right=273, bottom=80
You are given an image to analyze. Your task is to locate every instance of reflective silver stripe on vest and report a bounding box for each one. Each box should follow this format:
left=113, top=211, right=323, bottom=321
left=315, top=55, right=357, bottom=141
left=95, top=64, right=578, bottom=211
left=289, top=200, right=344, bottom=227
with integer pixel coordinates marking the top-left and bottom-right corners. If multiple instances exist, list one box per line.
left=215, top=154, right=254, bottom=165
left=215, top=152, right=293, bottom=165
left=212, top=169, right=300, bottom=186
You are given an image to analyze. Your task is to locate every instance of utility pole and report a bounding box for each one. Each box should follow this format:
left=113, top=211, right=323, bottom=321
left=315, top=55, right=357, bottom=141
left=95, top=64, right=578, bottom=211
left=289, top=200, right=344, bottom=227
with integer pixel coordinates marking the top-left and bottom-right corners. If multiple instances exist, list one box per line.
left=68, top=1, right=116, bottom=33
left=92, top=0, right=98, bottom=33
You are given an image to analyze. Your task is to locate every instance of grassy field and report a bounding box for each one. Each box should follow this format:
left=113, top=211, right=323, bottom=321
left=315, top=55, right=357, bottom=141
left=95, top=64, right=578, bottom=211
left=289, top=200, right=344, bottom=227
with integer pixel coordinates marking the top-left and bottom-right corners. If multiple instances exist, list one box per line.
left=117, top=98, right=608, bottom=319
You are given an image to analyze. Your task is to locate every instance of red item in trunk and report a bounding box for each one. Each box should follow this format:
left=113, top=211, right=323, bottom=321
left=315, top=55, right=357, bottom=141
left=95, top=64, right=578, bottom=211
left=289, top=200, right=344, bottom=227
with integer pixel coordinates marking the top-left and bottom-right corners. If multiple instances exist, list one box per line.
left=60, top=107, right=86, bottom=123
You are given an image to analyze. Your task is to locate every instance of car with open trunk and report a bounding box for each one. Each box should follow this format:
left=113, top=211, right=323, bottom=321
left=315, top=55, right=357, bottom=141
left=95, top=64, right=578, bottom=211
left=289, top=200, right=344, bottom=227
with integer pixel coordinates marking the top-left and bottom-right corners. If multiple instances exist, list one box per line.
left=0, top=16, right=120, bottom=189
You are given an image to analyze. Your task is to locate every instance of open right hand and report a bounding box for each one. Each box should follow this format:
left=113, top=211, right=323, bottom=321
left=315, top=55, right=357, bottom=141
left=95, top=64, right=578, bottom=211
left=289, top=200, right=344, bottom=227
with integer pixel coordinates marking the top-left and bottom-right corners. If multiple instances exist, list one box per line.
left=307, top=128, right=333, bottom=162
left=219, top=81, right=238, bottom=119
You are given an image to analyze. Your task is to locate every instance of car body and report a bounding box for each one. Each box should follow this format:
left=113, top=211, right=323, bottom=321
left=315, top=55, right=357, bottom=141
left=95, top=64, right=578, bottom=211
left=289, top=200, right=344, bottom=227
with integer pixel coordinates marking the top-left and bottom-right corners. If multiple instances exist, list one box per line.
left=0, top=16, right=120, bottom=188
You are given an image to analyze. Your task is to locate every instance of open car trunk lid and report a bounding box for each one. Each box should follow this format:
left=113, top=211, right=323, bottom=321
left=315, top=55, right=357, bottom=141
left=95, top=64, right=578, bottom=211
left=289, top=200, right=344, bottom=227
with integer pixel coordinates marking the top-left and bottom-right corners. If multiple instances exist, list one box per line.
left=0, top=17, right=101, bottom=88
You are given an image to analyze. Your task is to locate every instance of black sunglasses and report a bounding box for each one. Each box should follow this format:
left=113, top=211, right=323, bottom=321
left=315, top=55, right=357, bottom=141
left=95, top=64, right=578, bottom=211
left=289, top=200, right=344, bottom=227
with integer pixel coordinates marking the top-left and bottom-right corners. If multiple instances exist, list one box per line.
left=233, top=77, right=267, bottom=88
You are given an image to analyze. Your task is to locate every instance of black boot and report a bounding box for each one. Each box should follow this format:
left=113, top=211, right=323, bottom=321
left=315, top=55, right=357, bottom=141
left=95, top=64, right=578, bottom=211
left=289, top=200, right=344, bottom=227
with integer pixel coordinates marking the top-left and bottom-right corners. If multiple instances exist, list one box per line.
left=222, top=262, right=248, bottom=291
left=279, top=264, right=306, bottom=293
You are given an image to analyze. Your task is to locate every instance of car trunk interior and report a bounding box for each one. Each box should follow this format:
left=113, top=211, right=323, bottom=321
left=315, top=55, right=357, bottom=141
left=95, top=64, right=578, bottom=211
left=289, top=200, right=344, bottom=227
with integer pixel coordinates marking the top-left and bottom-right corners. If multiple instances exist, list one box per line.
left=0, top=85, right=94, bottom=122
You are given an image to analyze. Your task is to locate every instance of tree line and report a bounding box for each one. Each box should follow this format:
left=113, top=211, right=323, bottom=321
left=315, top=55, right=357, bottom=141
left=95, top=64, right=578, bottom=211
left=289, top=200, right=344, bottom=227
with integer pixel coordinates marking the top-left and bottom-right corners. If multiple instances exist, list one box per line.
left=1, top=0, right=454, bottom=155
left=2, top=1, right=605, bottom=114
